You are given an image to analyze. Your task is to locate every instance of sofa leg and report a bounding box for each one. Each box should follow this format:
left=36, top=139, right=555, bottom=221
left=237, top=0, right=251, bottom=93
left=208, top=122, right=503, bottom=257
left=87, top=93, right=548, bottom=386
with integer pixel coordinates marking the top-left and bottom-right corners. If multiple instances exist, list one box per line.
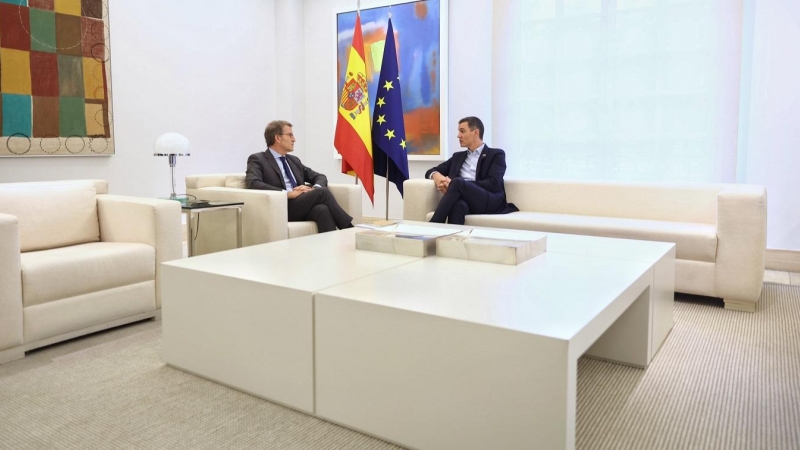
left=724, top=299, right=756, bottom=312
left=0, top=347, right=25, bottom=365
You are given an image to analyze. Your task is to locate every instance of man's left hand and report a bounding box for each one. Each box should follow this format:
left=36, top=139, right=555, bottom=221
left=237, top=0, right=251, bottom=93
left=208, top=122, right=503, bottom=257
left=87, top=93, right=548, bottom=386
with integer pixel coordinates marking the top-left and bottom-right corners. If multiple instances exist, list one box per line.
left=436, top=176, right=451, bottom=194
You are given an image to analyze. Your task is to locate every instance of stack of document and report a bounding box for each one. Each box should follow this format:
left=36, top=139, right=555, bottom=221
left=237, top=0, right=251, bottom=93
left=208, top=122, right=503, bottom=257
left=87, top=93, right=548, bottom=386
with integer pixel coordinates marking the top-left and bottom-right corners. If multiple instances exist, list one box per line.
left=355, top=224, right=461, bottom=257
left=355, top=224, right=547, bottom=264
left=436, top=228, right=547, bottom=265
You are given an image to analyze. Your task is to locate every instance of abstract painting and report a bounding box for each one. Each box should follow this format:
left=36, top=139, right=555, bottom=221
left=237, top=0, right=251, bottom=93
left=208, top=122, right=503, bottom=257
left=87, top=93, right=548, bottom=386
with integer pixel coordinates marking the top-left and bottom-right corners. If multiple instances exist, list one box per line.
left=0, top=0, right=113, bottom=156
left=336, top=0, right=447, bottom=161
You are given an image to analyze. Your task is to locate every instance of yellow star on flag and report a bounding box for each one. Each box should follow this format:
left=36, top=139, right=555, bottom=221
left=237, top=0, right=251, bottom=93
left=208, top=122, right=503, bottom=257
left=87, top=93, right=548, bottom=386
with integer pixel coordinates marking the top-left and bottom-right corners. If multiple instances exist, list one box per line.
left=376, top=115, right=386, bottom=125
left=376, top=97, right=386, bottom=107
left=383, top=80, right=394, bottom=91
left=400, top=139, right=407, bottom=149
left=385, top=129, right=395, bottom=140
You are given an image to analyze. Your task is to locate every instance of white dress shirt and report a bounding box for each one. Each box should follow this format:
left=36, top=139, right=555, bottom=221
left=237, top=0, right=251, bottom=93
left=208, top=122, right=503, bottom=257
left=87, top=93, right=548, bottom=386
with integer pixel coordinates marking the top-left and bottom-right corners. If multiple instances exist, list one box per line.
left=458, top=144, right=485, bottom=181
left=429, top=144, right=485, bottom=182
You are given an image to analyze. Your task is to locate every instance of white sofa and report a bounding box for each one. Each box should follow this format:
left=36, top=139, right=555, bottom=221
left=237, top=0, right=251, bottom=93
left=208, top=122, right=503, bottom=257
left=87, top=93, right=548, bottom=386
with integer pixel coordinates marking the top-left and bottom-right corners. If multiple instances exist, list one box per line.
left=0, top=180, right=182, bottom=363
left=185, top=173, right=362, bottom=255
left=404, top=179, right=767, bottom=312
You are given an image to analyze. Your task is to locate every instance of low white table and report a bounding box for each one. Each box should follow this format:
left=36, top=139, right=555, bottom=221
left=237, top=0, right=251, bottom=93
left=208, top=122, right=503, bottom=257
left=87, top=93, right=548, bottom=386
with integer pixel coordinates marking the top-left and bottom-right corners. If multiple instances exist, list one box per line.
left=314, top=232, right=674, bottom=450
left=161, top=229, right=419, bottom=413
left=161, top=225, right=674, bottom=449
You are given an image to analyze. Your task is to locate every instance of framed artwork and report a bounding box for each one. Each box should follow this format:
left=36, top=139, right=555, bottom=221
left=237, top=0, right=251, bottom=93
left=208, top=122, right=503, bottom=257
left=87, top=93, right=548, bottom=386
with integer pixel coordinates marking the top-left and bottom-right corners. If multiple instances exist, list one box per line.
left=0, top=0, right=114, bottom=157
left=335, top=0, right=448, bottom=161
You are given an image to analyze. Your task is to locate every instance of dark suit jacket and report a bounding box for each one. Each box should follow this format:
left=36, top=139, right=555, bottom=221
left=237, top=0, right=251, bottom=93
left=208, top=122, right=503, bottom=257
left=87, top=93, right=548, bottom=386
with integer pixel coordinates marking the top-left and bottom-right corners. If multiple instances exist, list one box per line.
left=245, top=150, right=327, bottom=191
left=424, top=145, right=516, bottom=214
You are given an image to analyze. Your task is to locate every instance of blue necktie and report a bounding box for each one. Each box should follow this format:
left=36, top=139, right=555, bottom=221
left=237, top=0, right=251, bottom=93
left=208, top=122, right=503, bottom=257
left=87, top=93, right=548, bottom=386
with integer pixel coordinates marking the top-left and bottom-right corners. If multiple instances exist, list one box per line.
left=279, top=156, right=298, bottom=189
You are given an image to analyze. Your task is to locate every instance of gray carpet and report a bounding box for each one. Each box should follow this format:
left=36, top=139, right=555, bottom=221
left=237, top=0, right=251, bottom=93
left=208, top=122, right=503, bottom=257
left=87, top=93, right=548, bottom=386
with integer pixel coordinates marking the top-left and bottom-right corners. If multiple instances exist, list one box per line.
left=1, top=283, right=799, bottom=449
left=577, top=283, right=800, bottom=450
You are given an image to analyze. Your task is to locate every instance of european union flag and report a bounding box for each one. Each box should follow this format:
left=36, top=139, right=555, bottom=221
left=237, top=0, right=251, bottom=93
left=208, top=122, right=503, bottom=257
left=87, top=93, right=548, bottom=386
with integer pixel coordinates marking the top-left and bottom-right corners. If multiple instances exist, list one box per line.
left=372, top=18, right=410, bottom=196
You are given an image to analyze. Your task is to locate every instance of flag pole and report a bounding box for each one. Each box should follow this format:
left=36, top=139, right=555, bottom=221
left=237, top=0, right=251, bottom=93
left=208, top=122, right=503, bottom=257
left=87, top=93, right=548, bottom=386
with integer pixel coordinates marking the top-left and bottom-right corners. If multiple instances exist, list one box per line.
left=356, top=0, right=361, bottom=189
left=385, top=160, right=390, bottom=220
left=385, top=5, right=392, bottom=221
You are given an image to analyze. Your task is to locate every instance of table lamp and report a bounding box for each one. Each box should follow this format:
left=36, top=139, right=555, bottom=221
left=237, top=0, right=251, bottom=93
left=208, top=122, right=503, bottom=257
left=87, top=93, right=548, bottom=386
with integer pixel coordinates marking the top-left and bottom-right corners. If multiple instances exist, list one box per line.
left=153, top=132, right=191, bottom=203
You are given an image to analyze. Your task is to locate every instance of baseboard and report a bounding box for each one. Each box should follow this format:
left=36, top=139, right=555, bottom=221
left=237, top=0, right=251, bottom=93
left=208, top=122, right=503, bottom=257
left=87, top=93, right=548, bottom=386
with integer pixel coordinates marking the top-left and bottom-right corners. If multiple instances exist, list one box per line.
left=765, top=249, right=800, bottom=272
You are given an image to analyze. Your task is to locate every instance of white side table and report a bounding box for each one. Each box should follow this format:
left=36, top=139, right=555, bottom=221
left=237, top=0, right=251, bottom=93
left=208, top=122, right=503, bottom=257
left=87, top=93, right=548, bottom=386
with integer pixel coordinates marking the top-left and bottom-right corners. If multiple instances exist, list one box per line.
left=181, top=201, right=243, bottom=257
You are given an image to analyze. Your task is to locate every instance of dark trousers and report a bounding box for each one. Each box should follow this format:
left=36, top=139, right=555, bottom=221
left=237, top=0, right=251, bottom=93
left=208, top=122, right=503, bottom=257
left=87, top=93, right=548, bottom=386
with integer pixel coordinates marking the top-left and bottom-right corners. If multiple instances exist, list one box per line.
left=288, top=187, right=353, bottom=232
left=430, top=178, right=499, bottom=225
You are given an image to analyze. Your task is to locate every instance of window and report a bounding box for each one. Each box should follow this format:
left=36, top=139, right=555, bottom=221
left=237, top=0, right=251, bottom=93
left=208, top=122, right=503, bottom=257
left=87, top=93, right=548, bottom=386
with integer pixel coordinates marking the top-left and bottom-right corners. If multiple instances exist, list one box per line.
left=493, top=0, right=743, bottom=182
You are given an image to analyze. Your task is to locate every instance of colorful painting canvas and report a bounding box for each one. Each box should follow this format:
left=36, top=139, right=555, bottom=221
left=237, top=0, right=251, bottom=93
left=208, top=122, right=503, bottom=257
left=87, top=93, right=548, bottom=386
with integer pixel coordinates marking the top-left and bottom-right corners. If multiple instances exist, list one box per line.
left=0, top=0, right=113, bottom=156
left=336, top=0, right=447, bottom=161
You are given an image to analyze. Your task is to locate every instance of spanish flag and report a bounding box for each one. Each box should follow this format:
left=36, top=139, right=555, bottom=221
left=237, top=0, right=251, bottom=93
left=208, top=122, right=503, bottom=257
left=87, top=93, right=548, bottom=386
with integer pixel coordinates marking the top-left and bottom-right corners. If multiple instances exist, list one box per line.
left=334, top=13, right=374, bottom=204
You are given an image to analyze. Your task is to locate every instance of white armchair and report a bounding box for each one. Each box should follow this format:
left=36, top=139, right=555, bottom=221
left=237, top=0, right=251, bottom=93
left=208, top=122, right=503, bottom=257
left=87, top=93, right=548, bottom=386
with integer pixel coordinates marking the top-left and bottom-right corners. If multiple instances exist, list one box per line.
left=0, top=180, right=182, bottom=363
left=185, top=173, right=362, bottom=255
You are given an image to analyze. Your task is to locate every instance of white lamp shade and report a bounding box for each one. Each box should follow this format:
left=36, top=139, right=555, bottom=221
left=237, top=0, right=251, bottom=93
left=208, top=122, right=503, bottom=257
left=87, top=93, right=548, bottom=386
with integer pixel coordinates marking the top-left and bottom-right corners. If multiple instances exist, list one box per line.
left=154, top=132, right=191, bottom=155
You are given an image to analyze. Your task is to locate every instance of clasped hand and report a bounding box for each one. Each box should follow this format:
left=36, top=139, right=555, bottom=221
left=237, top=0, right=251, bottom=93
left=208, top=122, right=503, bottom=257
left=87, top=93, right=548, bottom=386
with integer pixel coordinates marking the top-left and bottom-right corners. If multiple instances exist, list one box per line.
left=432, top=173, right=451, bottom=194
left=287, top=185, right=313, bottom=199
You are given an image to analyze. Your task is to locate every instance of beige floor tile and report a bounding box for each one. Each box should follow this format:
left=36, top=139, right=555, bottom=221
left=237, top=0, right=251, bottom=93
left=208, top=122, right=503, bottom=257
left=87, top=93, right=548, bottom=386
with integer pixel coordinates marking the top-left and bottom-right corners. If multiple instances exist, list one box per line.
left=790, top=272, right=800, bottom=286
left=764, top=270, right=791, bottom=285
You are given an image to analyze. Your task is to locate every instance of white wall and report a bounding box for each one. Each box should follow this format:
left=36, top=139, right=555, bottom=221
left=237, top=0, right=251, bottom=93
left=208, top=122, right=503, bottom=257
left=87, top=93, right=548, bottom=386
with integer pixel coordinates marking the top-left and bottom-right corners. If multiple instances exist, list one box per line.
left=275, top=0, right=305, bottom=125
left=301, top=0, right=493, bottom=219
left=740, top=0, right=800, bottom=251
left=0, top=0, right=277, bottom=199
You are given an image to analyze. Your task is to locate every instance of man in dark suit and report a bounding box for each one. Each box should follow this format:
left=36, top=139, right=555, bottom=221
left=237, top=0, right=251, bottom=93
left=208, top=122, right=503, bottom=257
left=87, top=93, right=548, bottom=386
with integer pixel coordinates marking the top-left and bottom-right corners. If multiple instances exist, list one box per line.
left=425, top=116, right=517, bottom=225
left=246, top=120, right=354, bottom=232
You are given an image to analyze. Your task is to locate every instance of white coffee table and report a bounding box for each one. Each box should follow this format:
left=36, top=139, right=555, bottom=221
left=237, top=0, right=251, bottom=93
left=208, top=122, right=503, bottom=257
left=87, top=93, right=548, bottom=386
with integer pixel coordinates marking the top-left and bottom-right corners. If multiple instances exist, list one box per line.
left=401, top=220, right=675, bottom=363
left=161, top=225, right=674, bottom=449
left=313, top=227, right=674, bottom=450
left=161, top=228, right=419, bottom=413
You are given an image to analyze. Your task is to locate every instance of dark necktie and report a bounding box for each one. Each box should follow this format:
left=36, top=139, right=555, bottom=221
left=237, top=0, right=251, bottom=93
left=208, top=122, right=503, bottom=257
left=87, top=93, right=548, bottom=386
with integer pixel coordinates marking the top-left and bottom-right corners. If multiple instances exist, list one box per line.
left=279, top=156, right=298, bottom=189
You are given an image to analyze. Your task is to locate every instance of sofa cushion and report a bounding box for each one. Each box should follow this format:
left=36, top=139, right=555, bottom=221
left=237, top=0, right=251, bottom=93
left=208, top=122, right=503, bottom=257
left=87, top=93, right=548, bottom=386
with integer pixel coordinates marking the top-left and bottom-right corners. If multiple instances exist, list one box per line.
left=20, top=242, right=155, bottom=307
left=467, top=212, right=717, bottom=262
left=0, top=180, right=100, bottom=252
left=505, top=180, right=722, bottom=224
left=288, top=221, right=318, bottom=239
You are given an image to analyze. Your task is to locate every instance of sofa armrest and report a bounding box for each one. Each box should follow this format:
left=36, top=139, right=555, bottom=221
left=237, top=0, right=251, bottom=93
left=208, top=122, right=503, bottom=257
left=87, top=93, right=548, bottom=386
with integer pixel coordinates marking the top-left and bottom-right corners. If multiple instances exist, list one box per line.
left=0, top=213, right=23, bottom=353
left=714, top=184, right=767, bottom=305
left=328, top=184, right=363, bottom=224
left=96, top=196, right=182, bottom=309
left=186, top=187, right=290, bottom=244
left=403, top=179, right=441, bottom=221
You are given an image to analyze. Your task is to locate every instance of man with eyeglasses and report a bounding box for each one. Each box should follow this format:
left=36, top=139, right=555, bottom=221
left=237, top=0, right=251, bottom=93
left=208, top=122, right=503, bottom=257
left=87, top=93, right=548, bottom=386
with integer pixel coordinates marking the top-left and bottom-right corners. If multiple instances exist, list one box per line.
left=246, top=120, right=354, bottom=232
left=425, top=116, right=517, bottom=225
